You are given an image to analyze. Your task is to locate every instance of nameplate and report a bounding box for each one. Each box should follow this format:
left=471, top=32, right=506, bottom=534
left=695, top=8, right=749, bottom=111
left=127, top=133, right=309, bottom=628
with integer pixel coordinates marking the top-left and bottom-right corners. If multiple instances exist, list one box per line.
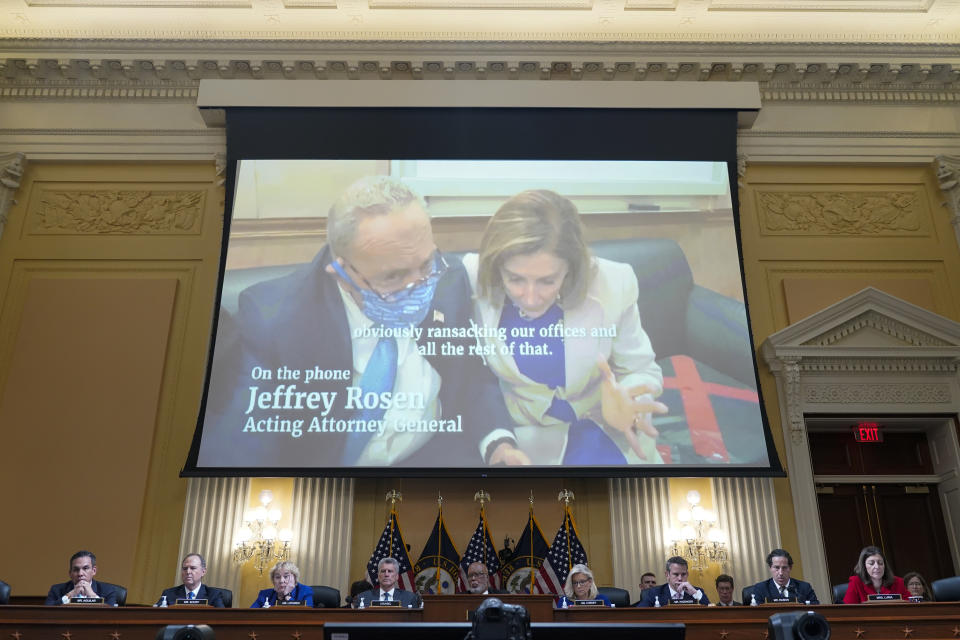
left=175, top=599, right=208, bottom=606
left=69, top=597, right=104, bottom=604
left=370, top=600, right=401, bottom=607
left=868, top=593, right=902, bottom=602
left=574, top=600, right=604, bottom=607
left=909, top=596, right=924, bottom=603
left=670, top=598, right=698, bottom=605
left=277, top=600, right=306, bottom=606
left=769, top=597, right=797, bottom=604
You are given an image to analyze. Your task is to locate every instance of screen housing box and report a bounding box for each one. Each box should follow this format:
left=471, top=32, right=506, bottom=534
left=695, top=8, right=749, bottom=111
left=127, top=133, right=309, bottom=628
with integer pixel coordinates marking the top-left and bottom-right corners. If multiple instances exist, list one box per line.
left=197, top=80, right=761, bottom=129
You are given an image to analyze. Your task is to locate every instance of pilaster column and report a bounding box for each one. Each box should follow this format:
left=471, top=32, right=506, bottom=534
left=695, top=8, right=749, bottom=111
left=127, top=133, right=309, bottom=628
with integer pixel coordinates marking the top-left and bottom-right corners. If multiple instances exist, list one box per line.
left=0, top=152, right=25, bottom=242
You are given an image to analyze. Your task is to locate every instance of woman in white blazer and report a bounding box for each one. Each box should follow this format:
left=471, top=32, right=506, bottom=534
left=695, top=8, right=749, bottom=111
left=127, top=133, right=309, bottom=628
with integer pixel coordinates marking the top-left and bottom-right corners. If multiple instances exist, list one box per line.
left=463, top=190, right=668, bottom=466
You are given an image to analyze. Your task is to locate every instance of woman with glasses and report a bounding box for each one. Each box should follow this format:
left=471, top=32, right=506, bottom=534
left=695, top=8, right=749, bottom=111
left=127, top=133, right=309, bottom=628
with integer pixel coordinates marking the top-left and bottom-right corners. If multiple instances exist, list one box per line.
left=463, top=189, right=668, bottom=466
left=903, top=571, right=934, bottom=601
left=251, top=561, right=314, bottom=607
left=842, top=546, right=912, bottom=603
left=557, top=565, right=611, bottom=607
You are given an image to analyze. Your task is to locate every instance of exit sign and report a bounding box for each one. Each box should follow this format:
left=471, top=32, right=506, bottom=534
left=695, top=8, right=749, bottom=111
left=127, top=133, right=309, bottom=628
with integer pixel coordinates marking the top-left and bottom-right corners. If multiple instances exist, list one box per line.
left=853, top=422, right=883, bottom=443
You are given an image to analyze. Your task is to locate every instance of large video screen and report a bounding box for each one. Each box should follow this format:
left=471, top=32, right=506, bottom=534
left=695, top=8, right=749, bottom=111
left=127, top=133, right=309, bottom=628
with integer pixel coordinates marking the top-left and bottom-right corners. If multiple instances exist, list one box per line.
left=184, top=106, right=780, bottom=476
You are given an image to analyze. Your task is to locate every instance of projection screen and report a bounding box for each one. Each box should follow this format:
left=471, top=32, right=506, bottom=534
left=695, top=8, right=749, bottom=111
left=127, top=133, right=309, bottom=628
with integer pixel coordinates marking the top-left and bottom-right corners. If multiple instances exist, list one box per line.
left=184, top=86, right=781, bottom=477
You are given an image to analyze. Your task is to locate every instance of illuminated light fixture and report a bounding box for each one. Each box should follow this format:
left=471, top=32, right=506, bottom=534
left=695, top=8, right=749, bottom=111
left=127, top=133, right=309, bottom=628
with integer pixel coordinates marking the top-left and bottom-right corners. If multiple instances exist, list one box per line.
left=665, top=490, right=728, bottom=573
left=234, top=489, right=293, bottom=575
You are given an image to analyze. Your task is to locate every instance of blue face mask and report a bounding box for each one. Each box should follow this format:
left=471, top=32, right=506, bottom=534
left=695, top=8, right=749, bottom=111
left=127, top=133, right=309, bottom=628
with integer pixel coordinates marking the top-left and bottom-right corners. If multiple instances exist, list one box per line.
left=329, top=259, right=441, bottom=329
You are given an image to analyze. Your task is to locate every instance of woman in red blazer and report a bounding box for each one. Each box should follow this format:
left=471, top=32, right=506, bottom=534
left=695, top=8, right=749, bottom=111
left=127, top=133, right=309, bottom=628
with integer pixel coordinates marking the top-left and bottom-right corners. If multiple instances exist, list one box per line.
left=843, top=545, right=912, bottom=603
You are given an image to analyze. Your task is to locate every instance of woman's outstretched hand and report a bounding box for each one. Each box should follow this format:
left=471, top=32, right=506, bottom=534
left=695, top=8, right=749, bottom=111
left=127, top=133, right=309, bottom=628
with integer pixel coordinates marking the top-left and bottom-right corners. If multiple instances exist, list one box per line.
left=597, top=356, right=668, bottom=458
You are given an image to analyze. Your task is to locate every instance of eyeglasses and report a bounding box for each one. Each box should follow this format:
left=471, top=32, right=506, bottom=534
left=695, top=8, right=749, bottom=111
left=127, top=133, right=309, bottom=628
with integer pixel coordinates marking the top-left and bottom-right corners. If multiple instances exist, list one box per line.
left=572, top=578, right=592, bottom=587
left=468, top=572, right=488, bottom=579
left=343, top=250, right=447, bottom=302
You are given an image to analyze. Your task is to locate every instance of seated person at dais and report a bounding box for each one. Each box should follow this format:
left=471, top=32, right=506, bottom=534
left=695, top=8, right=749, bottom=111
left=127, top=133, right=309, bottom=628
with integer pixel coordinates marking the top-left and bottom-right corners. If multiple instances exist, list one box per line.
left=352, top=557, right=421, bottom=608
left=903, top=572, right=934, bottom=601
left=465, top=562, right=506, bottom=595
left=749, top=548, right=819, bottom=604
left=636, top=556, right=710, bottom=607
left=45, top=551, right=119, bottom=606
left=345, top=579, right=371, bottom=607
left=156, top=553, right=227, bottom=607
left=843, top=546, right=911, bottom=603
left=715, top=574, right=741, bottom=606
left=557, top=564, right=611, bottom=608
left=251, top=561, right=314, bottom=607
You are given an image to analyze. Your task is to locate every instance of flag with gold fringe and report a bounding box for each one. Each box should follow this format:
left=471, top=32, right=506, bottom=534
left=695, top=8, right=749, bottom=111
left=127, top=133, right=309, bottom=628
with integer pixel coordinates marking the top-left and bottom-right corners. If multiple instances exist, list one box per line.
left=499, top=505, right=550, bottom=594
left=536, top=503, right=588, bottom=595
left=413, top=504, right=461, bottom=594
left=366, top=507, right=416, bottom=592
left=458, top=506, right=502, bottom=592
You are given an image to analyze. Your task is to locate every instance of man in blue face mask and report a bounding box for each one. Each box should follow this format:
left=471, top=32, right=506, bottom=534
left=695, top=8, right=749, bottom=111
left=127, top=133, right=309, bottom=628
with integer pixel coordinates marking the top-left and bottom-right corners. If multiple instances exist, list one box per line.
left=205, top=175, right=520, bottom=468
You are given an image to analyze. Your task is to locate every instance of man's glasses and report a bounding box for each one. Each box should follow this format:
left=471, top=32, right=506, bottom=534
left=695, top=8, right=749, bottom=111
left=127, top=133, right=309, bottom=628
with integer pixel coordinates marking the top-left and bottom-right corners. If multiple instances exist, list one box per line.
left=343, top=250, right=447, bottom=302
left=468, top=572, right=488, bottom=579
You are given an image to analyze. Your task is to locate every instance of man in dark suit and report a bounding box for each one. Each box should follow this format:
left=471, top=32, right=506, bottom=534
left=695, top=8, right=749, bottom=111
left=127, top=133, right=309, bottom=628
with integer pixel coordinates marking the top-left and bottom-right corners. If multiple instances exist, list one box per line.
left=352, top=558, right=422, bottom=608
left=715, top=574, right=741, bottom=606
left=156, top=553, right=227, bottom=607
left=201, top=175, right=517, bottom=469
left=749, top=548, right=819, bottom=604
left=636, top=556, right=710, bottom=607
left=45, top=551, right=118, bottom=606
left=465, top=562, right=507, bottom=595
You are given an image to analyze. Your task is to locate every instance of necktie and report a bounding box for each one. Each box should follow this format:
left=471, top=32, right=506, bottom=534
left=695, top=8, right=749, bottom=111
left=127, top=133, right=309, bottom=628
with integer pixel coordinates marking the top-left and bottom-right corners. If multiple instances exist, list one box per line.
left=188, top=591, right=195, bottom=599
left=342, top=336, right=398, bottom=464
left=384, top=592, right=391, bottom=601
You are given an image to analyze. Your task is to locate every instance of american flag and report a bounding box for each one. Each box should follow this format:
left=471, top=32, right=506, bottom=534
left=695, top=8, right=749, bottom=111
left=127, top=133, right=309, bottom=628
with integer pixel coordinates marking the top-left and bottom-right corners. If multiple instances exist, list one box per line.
left=366, top=509, right=416, bottom=592
left=536, top=505, right=588, bottom=595
left=458, top=511, right=502, bottom=592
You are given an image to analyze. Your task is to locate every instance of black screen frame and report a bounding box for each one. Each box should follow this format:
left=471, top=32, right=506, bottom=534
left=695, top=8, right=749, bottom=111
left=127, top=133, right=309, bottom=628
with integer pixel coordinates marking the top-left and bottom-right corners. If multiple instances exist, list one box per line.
left=182, top=105, right=784, bottom=479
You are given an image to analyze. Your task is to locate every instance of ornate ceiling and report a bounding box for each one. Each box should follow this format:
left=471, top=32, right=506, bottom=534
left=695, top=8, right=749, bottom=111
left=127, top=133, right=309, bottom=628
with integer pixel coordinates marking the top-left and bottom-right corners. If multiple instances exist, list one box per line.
left=1, top=0, right=958, bottom=43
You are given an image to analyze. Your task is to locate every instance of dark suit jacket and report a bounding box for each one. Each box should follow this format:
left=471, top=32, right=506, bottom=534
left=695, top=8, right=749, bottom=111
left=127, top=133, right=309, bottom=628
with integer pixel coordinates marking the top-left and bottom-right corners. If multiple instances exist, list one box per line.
left=45, top=580, right=118, bottom=606
left=636, top=583, right=710, bottom=607
left=749, top=578, right=819, bottom=604
left=251, top=583, right=314, bottom=608
left=206, top=247, right=512, bottom=467
left=352, top=588, right=421, bottom=608
left=156, top=584, right=226, bottom=607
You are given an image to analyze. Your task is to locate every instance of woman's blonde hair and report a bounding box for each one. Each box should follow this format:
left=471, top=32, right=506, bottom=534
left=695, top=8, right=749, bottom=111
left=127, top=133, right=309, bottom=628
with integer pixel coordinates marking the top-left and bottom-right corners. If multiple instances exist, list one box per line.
left=563, top=563, right=598, bottom=600
left=477, top=190, right=595, bottom=309
left=270, top=561, right=301, bottom=583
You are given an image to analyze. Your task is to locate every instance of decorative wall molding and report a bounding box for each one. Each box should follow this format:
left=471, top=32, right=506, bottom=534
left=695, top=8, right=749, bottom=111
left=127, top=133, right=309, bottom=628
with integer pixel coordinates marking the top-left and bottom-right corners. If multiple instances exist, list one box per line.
left=797, top=357, right=959, bottom=373
left=761, top=286, right=960, bottom=602
left=31, top=189, right=204, bottom=234
left=0, top=152, right=25, bottom=242
left=756, top=190, right=922, bottom=235
left=0, top=39, right=958, bottom=104
left=804, top=310, right=952, bottom=347
left=804, top=382, right=953, bottom=404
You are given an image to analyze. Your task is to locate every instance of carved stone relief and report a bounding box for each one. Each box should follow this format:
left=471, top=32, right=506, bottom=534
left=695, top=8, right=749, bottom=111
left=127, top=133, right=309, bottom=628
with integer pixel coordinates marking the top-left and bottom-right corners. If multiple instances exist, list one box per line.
left=804, top=382, right=952, bottom=404
left=0, top=152, right=26, bottom=242
left=756, top=190, right=923, bottom=235
left=32, top=189, right=203, bottom=234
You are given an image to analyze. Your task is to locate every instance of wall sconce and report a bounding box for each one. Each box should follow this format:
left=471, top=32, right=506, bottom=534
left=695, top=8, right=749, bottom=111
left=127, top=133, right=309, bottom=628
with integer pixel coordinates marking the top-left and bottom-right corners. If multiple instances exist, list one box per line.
left=234, top=489, right=293, bottom=575
left=666, top=490, right=728, bottom=573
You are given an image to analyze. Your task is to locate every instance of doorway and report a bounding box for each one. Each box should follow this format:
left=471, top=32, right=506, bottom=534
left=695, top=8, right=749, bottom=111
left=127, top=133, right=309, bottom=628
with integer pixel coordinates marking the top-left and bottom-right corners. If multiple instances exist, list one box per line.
left=809, top=420, right=957, bottom=592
